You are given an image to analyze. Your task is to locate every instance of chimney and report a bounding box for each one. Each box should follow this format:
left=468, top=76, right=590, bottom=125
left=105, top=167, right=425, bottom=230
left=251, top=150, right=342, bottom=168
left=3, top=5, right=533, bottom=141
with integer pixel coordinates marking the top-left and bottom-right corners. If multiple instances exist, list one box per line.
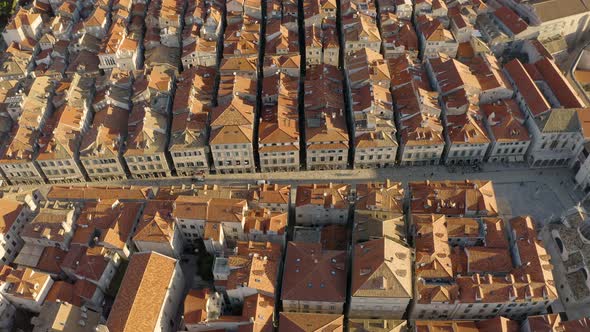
left=509, top=286, right=517, bottom=300
left=505, top=274, right=515, bottom=284
left=472, top=273, right=481, bottom=284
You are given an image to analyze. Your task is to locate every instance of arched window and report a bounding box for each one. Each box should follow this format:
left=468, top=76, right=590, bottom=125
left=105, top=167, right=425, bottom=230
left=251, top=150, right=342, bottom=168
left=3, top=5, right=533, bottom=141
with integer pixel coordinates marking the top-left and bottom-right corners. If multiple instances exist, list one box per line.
left=555, top=237, right=564, bottom=253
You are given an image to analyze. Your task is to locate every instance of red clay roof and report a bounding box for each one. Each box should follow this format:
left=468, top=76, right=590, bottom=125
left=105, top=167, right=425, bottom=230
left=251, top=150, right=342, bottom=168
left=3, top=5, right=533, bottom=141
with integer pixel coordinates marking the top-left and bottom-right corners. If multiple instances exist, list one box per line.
left=504, top=59, right=551, bottom=117
left=535, top=57, right=585, bottom=109
left=493, top=6, right=528, bottom=35
left=281, top=242, right=347, bottom=303
left=107, top=252, right=177, bottom=332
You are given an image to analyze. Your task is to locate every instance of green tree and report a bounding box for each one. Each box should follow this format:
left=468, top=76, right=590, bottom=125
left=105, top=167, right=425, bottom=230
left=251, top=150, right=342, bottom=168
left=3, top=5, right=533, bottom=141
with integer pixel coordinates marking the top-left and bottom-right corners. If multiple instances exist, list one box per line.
left=0, top=0, right=15, bottom=18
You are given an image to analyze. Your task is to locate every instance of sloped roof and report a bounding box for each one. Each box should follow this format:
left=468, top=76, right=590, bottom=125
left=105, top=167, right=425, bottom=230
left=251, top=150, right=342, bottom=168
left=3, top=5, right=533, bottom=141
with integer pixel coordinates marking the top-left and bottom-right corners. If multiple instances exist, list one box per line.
left=278, top=312, right=344, bottom=331
left=352, top=238, right=413, bottom=299
left=0, top=199, right=24, bottom=234
left=535, top=108, right=580, bottom=134
left=281, top=242, right=347, bottom=303
left=45, top=279, right=98, bottom=307
left=133, top=211, right=175, bottom=243
left=503, top=59, right=550, bottom=117
left=106, top=252, right=177, bottom=332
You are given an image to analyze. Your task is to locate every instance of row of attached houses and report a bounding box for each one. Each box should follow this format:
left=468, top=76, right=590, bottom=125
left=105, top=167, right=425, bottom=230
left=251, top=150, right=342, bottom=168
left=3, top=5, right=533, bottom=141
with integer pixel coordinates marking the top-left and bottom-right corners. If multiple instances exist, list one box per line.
left=408, top=180, right=557, bottom=320
left=0, top=192, right=143, bottom=321
left=273, top=180, right=557, bottom=323
left=3, top=3, right=588, bottom=189
left=86, top=183, right=291, bottom=259
left=3, top=0, right=590, bottom=190
left=345, top=47, right=398, bottom=169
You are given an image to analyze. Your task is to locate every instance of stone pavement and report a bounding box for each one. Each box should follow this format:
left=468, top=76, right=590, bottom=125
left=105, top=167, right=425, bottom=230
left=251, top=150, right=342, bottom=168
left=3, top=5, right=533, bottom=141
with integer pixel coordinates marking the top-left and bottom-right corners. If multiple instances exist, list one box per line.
left=4, top=164, right=582, bottom=221
left=207, top=163, right=582, bottom=213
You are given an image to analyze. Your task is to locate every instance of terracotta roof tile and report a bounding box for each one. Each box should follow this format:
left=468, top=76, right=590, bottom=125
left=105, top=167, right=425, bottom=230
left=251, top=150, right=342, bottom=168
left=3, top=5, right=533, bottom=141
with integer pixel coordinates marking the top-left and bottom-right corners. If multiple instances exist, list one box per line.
left=355, top=181, right=404, bottom=214
left=183, top=288, right=213, bottom=324
left=281, top=242, right=347, bottom=303
left=352, top=238, right=412, bottom=299
left=0, top=199, right=25, bottom=234
left=504, top=59, right=551, bottom=117
left=47, top=186, right=152, bottom=201
left=45, top=279, right=98, bottom=307
left=226, top=241, right=280, bottom=295
left=278, top=312, right=344, bottom=331
left=61, top=245, right=112, bottom=282
left=133, top=200, right=176, bottom=244
left=481, top=99, right=530, bottom=143
left=535, top=57, right=585, bottom=108
left=35, top=247, right=67, bottom=275
left=410, top=180, right=498, bottom=216
left=493, top=6, right=528, bottom=35
left=296, top=183, right=350, bottom=209
left=74, top=200, right=142, bottom=250
left=106, top=252, right=177, bottom=332
left=0, top=266, right=52, bottom=302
